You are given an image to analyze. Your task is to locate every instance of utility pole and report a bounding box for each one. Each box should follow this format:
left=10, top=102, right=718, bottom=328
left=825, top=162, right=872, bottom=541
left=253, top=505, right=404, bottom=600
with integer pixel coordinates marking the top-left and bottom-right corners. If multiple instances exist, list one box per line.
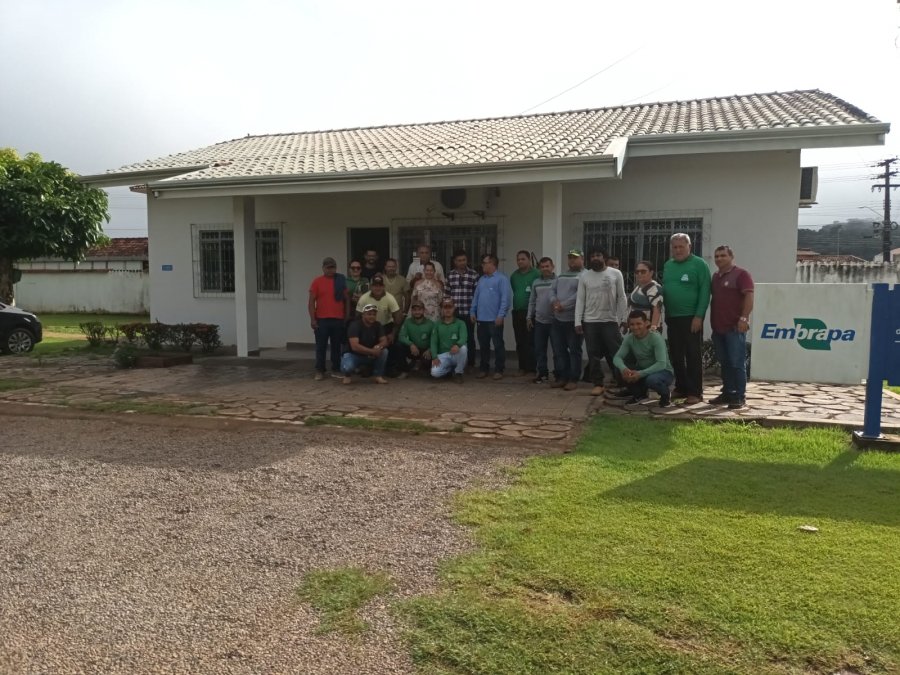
left=871, top=157, right=899, bottom=263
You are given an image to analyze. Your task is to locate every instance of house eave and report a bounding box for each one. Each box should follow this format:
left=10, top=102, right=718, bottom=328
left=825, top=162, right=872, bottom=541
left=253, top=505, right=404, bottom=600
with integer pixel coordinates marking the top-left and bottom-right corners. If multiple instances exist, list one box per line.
left=626, top=123, right=890, bottom=157
left=147, top=156, right=619, bottom=199
left=79, top=165, right=212, bottom=188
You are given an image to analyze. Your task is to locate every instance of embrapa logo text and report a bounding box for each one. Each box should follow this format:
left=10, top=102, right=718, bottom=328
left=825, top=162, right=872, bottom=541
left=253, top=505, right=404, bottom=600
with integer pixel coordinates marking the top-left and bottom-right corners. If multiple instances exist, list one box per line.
left=759, top=318, right=856, bottom=351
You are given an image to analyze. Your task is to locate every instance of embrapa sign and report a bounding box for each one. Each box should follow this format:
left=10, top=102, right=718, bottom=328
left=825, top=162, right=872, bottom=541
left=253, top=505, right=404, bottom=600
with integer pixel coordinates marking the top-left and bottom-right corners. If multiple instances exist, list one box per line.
left=752, top=284, right=871, bottom=385
left=759, top=319, right=856, bottom=350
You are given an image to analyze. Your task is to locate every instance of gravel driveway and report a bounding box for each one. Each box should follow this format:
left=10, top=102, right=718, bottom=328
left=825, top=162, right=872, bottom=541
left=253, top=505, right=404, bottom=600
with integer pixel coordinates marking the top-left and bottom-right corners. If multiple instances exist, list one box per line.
left=0, top=413, right=537, bottom=674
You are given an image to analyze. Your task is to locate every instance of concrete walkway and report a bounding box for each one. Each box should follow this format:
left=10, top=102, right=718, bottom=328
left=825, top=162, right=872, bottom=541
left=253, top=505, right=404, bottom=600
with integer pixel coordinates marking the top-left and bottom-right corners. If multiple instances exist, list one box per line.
left=3, top=349, right=900, bottom=444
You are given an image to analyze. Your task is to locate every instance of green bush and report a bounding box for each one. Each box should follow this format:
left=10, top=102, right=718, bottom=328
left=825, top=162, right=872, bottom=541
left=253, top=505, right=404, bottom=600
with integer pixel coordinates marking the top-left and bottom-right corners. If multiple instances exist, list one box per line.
left=112, top=343, right=138, bottom=369
left=79, top=321, right=106, bottom=347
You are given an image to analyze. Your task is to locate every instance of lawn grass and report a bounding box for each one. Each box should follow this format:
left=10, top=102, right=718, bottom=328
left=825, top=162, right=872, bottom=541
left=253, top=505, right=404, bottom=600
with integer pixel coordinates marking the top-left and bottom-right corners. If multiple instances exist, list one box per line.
left=39, top=312, right=149, bottom=334
left=29, top=336, right=116, bottom=359
left=0, top=377, right=42, bottom=391
left=886, top=382, right=900, bottom=396
left=400, top=417, right=900, bottom=674
left=297, top=567, right=393, bottom=634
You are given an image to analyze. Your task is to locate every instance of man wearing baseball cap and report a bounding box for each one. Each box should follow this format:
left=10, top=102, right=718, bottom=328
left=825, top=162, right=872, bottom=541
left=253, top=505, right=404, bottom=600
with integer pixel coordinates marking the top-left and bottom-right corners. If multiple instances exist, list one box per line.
left=308, top=256, right=348, bottom=380
left=397, top=299, right=435, bottom=377
left=356, top=274, right=404, bottom=375
left=549, top=249, right=586, bottom=390
left=431, top=297, right=468, bottom=382
left=340, top=303, right=389, bottom=385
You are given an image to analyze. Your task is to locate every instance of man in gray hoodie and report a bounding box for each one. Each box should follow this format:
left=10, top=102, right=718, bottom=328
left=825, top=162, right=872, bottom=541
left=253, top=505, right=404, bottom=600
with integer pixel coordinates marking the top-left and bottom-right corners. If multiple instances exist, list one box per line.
left=549, top=249, right=585, bottom=390
left=575, top=249, right=628, bottom=396
left=526, top=257, right=558, bottom=384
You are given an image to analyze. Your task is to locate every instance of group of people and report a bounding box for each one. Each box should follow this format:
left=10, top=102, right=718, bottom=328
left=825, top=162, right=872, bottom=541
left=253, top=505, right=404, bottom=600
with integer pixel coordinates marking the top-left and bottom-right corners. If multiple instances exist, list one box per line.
left=308, top=235, right=754, bottom=409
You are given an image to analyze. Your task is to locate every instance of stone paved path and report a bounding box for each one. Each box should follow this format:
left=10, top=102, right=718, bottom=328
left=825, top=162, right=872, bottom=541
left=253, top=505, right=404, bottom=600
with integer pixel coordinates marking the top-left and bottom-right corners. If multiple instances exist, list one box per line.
left=2, top=352, right=899, bottom=443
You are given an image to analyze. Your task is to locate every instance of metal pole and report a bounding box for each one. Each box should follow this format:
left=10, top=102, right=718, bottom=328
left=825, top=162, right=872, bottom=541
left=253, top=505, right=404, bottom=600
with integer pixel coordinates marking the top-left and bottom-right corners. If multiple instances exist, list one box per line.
left=861, top=284, right=888, bottom=438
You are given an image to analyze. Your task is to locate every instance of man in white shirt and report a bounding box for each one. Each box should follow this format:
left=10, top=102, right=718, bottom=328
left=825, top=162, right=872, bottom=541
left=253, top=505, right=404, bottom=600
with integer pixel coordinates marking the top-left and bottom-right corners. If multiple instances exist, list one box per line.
left=406, top=244, right=445, bottom=283
left=575, top=249, right=627, bottom=396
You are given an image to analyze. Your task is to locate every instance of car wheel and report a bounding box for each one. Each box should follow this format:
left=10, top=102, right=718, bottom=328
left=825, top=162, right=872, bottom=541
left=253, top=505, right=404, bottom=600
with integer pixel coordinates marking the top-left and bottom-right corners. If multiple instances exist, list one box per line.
left=5, top=327, right=36, bottom=354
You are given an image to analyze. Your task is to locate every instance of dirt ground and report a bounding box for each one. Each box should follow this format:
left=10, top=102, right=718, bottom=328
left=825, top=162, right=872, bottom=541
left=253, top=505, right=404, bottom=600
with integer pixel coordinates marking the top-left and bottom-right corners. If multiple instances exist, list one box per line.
left=0, top=412, right=537, bottom=674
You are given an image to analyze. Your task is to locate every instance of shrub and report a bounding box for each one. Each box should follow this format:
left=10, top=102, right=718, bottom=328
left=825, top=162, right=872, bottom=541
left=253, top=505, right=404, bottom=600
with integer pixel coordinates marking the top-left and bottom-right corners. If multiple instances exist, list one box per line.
left=79, top=321, right=107, bottom=347
left=118, top=322, right=142, bottom=344
left=172, top=324, right=197, bottom=353
left=136, top=322, right=171, bottom=351
left=193, top=323, right=222, bottom=353
left=112, top=343, right=138, bottom=369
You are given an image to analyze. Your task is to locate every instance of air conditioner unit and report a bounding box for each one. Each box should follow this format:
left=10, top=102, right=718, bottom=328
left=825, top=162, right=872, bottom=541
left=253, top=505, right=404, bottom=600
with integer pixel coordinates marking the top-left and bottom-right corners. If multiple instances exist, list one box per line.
left=440, top=188, right=467, bottom=210
left=799, top=167, right=818, bottom=208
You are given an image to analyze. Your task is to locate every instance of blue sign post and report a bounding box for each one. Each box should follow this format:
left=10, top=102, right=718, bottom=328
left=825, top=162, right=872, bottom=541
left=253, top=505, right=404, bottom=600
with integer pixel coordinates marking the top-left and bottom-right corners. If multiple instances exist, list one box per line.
left=855, top=284, right=900, bottom=444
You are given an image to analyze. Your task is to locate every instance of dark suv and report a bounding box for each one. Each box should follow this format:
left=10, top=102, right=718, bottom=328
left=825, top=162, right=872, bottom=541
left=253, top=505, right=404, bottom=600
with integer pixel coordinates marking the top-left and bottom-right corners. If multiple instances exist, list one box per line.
left=0, top=302, right=43, bottom=354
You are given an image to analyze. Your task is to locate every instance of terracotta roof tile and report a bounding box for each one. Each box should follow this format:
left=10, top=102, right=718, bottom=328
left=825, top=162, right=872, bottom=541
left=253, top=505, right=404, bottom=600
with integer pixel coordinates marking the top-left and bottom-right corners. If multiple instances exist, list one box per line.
left=105, top=90, right=880, bottom=182
left=87, top=237, right=148, bottom=259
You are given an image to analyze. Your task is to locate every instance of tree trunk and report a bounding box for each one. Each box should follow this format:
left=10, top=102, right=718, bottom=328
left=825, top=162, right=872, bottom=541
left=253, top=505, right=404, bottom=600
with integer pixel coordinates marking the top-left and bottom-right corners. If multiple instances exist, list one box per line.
left=0, top=257, right=15, bottom=304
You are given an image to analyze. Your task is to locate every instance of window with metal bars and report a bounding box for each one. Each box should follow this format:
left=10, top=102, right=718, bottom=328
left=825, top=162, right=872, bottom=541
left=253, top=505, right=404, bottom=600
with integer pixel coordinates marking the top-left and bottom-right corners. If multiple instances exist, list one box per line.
left=192, top=224, right=283, bottom=297
left=582, top=216, right=705, bottom=286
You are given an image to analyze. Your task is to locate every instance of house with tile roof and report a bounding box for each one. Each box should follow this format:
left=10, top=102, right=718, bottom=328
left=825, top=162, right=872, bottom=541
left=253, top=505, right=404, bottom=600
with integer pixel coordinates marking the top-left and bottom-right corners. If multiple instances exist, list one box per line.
left=83, top=90, right=889, bottom=355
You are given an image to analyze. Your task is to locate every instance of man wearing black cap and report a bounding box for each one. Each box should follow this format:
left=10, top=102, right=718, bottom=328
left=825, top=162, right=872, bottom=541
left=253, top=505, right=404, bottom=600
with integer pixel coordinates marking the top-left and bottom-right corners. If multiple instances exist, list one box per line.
left=308, top=256, right=348, bottom=380
left=341, top=303, right=389, bottom=385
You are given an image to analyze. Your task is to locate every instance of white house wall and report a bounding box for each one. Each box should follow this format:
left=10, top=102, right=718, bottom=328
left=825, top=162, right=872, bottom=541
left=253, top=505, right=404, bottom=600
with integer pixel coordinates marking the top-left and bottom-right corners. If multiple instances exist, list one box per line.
left=148, top=186, right=545, bottom=347
left=564, top=150, right=801, bottom=283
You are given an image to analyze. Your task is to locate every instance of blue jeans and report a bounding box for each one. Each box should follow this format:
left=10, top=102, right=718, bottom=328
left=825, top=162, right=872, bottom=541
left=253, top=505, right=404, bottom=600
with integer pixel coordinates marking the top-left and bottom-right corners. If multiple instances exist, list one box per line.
left=533, top=321, right=559, bottom=379
left=628, top=369, right=674, bottom=400
left=476, top=321, right=506, bottom=373
left=314, top=318, right=344, bottom=373
left=550, top=319, right=583, bottom=383
left=340, top=349, right=388, bottom=377
left=431, top=347, right=469, bottom=377
left=712, top=330, right=747, bottom=400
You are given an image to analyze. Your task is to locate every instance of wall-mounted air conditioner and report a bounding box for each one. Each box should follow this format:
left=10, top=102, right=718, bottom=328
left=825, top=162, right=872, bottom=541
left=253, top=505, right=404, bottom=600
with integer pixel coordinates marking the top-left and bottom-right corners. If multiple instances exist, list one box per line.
left=799, top=167, right=818, bottom=208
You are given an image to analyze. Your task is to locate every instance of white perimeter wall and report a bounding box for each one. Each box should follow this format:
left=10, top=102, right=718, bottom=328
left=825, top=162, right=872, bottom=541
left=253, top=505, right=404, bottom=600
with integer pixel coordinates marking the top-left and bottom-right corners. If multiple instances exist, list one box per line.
left=14, top=271, right=150, bottom=313
left=147, top=150, right=801, bottom=348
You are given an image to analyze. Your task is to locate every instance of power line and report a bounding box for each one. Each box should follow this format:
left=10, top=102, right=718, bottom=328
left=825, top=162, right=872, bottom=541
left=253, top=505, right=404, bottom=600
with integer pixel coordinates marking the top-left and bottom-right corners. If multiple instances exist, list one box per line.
left=518, top=47, right=643, bottom=115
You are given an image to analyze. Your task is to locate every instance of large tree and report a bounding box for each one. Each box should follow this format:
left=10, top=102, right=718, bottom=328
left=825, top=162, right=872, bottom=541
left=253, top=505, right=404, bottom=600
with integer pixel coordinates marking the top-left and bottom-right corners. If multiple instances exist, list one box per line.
left=0, top=149, right=109, bottom=303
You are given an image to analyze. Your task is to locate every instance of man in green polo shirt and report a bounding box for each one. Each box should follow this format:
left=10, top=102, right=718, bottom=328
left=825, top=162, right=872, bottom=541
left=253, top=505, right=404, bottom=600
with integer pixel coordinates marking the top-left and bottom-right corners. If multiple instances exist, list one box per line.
left=430, top=298, right=468, bottom=383
left=613, top=310, right=674, bottom=408
left=397, top=300, right=434, bottom=377
left=662, top=233, right=710, bottom=404
left=510, top=250, right=540, bottom=376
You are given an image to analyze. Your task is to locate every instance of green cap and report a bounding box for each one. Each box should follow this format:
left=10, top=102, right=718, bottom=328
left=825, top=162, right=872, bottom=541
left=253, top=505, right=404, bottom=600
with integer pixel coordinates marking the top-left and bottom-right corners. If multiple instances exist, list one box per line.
left=567, top=248, right=583, bottom=257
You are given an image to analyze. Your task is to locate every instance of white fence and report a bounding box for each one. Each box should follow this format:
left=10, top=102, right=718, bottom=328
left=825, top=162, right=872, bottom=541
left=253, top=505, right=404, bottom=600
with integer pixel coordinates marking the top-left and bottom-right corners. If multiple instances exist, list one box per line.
left=14, top=270, right=150, bottom=314
left=795, top=261, right=900, bottom=284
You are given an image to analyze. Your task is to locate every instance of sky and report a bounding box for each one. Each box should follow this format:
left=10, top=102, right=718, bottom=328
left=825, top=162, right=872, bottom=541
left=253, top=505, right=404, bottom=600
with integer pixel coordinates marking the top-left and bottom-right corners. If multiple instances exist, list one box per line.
left=1, top=0, right=898, bottom=237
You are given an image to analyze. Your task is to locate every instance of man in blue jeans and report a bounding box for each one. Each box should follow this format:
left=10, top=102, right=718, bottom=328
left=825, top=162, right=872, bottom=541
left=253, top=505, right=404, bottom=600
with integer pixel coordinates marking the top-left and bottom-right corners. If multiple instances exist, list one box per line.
left=709, top=245, right=754, bottom=409
left=549, top=249, right=585, bottom=390
left=308, top=256, right=348, bottom=380
left=470, top=253, right=512, bottom=380
left=526, top=257, right=558, bottom=384
left=613, top=310, right=674, bottom=408
left=341, top=304, right=389, bottom=385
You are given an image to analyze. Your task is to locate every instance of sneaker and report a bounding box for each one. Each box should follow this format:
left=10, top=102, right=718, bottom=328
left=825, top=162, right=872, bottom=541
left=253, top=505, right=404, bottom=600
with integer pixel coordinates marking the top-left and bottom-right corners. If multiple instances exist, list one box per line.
left=728, top=399, right=746, bottom=410
left=397, top=371, right=409, bottom=380
left=709, top=393, right=732, bottom=405
left=625, top=395, right=647, bottom=405
left=658, top=394, right=671, bottom=408
left=374, top=376, right=388, bottom=384
left=590, top=385, right=605, bottom=396
left=492, top=372, right=504, bottom=380
left=314, top=371, right=324, bottom=381
left=685, top=395, right=704, bottom=405
left=563, top=382, right=578, bottom=391
left=550, top=379, right=566, bottom=389
left=330, top=371, right=344, bottom=379
left=606, top=387, right=631, bottom=399
left=532, top=376, right=546, bottom=384
left=342, top=376, right=352, bottom=385
left=476, top=371, right=488, bottom=379
left=453, top=373, right=464, bottom=384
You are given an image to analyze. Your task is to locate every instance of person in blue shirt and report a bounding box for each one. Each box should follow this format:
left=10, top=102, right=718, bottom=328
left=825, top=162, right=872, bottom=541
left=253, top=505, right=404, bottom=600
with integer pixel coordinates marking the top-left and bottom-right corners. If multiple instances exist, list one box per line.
left=470, top=253, right=512, bottom=379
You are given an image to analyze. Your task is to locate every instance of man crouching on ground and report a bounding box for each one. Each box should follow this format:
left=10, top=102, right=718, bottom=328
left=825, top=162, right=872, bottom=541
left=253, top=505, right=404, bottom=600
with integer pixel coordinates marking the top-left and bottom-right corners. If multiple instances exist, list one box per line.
left=431, top=298, right=468, bottom=383
left=613, top=310, right=674, bottom=408
left=341, top=303, right=389, bottom=385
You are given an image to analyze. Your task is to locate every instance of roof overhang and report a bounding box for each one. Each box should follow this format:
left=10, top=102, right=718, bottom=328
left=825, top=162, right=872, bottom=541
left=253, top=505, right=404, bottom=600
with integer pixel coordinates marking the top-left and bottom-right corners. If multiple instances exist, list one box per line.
left=626, top=122, right=889, bottom=157
left=138, top=155, right=619, bottom=199
left=79, top=165, right=212, bottom=188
